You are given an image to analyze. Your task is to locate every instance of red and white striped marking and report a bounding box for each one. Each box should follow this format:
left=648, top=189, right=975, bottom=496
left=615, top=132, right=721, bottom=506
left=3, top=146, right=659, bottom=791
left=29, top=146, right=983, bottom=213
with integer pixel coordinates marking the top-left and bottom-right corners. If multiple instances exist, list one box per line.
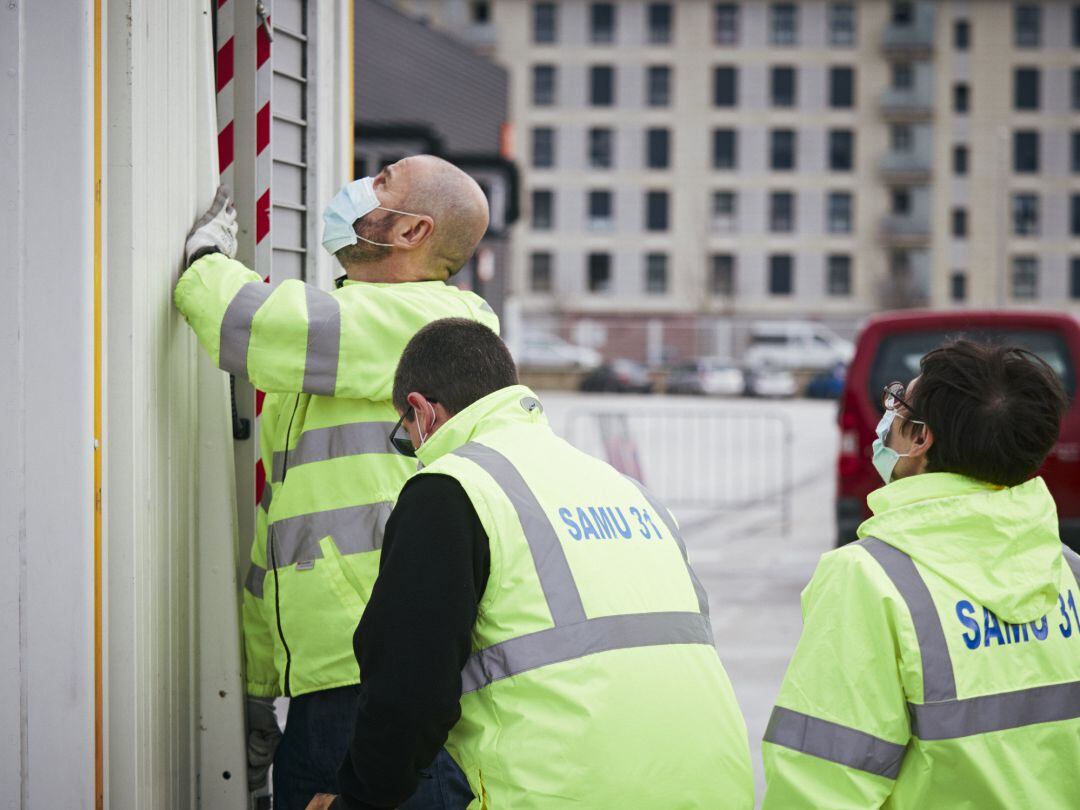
left=215, top=0, right=235, bottom=190
left=253, top=6, right=273, bottom=501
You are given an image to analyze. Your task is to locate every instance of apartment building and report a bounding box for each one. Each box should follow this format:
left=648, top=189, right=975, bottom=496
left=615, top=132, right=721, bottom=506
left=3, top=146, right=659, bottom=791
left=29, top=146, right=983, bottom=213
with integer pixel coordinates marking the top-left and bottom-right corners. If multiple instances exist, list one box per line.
left=388, top=0, right=1080, bottom=364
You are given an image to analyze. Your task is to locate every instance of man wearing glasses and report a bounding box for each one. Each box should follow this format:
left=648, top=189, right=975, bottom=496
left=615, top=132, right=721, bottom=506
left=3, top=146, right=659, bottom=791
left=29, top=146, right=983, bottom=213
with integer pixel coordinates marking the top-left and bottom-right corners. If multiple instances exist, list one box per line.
left=176, top=157, right=496, bottom=809
left=762, top=340, right=1080, bottom=808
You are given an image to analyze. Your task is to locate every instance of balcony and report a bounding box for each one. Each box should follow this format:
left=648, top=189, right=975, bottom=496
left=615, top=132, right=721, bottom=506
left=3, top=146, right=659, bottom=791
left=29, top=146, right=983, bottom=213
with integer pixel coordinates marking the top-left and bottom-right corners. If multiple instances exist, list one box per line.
left=880, top=214, right=931, bottom=247
left=879, top=151, right=932, bottom=184
left=882, top=21, right=934, bottom=57
left=880, top=87, right=933, bottom=122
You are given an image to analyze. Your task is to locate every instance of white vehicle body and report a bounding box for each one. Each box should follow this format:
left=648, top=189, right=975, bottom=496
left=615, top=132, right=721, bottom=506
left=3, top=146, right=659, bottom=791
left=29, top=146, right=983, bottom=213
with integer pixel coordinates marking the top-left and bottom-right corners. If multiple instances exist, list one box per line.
left=518, top=332, right=603, bottom=369
left=743, top=321, right=855, bottom=371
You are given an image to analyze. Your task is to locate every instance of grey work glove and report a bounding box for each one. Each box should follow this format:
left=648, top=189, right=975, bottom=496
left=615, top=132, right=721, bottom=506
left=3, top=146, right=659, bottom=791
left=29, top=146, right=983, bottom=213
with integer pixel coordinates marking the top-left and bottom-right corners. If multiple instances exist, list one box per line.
left=185, top=185, right=238, bottom=266
left=246, top=696, right=282, bottom=792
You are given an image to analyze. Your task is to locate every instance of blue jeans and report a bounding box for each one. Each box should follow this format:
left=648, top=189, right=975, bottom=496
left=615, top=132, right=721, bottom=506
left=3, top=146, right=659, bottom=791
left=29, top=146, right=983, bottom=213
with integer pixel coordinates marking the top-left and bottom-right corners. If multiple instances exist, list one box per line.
left=272, top=685, right=473, bottom=810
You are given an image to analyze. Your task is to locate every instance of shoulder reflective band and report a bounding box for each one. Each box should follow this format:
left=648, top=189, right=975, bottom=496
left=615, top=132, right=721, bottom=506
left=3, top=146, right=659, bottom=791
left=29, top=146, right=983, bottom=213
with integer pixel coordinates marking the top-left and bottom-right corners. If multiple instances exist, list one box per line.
left=271, top=421, right=399, bottom=482
left=452, top=442, right=587, bottom=626
left=625, top=475, right=711, bottom=619
left=1064, top=544, right=1080, bottom=588
left=858, top=537, right=957, bottom=702
left=303, top=286, right=341, bottom=396
left=269, top=500, right=393, bottom=566
left=219, top=281, right=273, bottom=376
left=460, top=611, right=712, bottom=694
left=764, top=706, right=906, bottom=779
left=260, top=481, right=273, bottom=512
left=910, top=680, right=1080, bottom=740
left=245, top=563, right=267, bottom=599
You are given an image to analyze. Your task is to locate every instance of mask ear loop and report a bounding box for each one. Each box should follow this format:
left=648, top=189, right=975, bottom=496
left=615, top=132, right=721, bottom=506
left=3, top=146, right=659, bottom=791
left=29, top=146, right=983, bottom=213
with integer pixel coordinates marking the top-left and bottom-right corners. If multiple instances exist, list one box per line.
left=417, top=400, right=437, bottom=446
left=352, top=206, right=426, bottom=248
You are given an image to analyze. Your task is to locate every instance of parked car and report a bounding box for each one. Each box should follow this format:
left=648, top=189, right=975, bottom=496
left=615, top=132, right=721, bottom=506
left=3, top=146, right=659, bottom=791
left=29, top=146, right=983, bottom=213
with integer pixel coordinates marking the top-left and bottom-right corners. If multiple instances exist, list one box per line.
left=666, top=358, right=745, bottom=396
left=580, top=359, right=654, bottom=394
left=743, top=321, right=854, bottom=372
left=836, top=310, right=1080, bottom=550
left=744, top=364, right=798, bottom=398
left=805, top=363, right=847, bottom=400
left=515, top=332, right=602, bottom=370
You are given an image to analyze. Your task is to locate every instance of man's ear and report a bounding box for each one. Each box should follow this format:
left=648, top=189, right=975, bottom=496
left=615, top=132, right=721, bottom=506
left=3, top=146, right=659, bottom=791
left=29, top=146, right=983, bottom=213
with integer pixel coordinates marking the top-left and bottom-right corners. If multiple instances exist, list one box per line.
left=394, top=216, right=435, bottom=250
left=908, top=424, right=934, bottom=458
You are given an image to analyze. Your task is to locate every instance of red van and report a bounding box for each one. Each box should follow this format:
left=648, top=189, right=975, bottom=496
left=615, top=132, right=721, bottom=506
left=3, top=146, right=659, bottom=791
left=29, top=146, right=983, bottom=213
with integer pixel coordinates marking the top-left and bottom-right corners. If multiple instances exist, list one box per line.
left=836, top=310, right=1080, bottom=551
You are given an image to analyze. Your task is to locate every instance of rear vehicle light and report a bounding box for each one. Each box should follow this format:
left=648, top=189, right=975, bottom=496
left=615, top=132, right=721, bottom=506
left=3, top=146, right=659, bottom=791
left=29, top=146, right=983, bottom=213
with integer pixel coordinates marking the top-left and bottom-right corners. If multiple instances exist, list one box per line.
left=838, top=402, right=862, bottom=478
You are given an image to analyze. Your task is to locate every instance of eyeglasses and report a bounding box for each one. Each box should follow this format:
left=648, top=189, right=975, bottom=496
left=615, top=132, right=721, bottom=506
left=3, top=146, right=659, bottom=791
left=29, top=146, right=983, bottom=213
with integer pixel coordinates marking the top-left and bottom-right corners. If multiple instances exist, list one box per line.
left=388, top=399, right=438, bottom=457
left=882, top=381, right=917, bottom=416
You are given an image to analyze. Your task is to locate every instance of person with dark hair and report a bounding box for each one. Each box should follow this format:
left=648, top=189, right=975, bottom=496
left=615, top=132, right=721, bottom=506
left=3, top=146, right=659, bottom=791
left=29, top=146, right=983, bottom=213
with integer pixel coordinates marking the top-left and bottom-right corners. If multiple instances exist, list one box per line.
left=763, top=340, right=1080, bottom=808
left=310, top=319, right=754, bottom=810
left=176, top=160, right=495, bottom=810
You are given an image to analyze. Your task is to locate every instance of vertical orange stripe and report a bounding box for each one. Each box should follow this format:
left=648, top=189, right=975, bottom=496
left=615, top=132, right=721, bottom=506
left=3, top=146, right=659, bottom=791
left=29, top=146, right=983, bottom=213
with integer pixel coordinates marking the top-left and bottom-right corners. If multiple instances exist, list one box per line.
left=92, top=0, right=104, bottom=807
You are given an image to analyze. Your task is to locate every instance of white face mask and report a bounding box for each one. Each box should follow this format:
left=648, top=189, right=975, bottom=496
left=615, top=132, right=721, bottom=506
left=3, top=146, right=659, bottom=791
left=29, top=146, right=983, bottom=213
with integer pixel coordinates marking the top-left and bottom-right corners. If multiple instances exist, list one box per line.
left=320, top=176, right=422, bottom=254
left=871, top=409, right=925, bottom=484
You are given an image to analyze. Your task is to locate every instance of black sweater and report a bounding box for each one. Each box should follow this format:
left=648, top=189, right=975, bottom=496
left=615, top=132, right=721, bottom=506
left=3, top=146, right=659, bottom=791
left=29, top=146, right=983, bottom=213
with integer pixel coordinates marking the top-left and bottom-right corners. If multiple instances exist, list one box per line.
left=331, top=473, right=489, bottom=810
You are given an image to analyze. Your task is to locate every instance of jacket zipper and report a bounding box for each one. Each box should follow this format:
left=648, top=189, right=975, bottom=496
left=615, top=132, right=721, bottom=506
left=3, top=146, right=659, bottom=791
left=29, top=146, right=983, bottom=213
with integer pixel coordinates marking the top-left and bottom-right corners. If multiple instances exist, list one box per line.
left=271, top=395, right=301, bottom=697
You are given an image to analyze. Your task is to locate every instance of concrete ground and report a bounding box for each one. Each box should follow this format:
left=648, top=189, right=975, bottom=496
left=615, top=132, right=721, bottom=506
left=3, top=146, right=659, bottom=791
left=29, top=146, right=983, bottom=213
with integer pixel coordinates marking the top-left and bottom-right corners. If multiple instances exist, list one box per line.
left=539, top=391, right=840, bottom=804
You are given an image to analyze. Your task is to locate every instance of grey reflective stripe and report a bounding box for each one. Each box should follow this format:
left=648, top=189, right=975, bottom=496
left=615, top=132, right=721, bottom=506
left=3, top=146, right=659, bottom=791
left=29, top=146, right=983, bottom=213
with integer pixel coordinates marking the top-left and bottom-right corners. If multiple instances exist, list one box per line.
left=260, top=482, right=273, bottom=512
left=764, top=706, right=906, bottom=779
left=1063, top=544, right=1080, bottom=588
left=909, top=680, right=1080, bottom=740
left=625, top=476, right=711, bottom=618
left=452, top=442, right=587, bottom=626
left=303, top=286, right=341, bottom=396
left=219, top=282, right=273, bottom=375
left=479, top=301, right=495, bottom=314
left=270, top=501, right=392, bottom=566
left=245, top=564, right=266, bottom=598
left=271, top=421, right=398, bottom=482
left=858, top=537, right=957, bottom=702
left=460, top=611, right=711, bottom=694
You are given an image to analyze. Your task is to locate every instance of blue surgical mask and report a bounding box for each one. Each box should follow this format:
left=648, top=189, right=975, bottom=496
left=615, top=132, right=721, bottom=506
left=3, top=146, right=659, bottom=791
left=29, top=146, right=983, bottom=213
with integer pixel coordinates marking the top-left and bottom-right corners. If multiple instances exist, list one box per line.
left=320, top=176, right=422, bottom=255
left=871, top=409, right=925, bottom=484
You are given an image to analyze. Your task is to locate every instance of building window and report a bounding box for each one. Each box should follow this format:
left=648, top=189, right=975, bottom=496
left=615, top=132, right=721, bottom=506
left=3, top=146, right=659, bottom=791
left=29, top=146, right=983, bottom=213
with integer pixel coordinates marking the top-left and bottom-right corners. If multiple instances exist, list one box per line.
left=531, top=127, right=555, bottom=168
left=530, top=252, right=553, bottom=293
left=829, top=66, right=854, bottom=108
left=1012, top=256, right=1038, bottom=299
left=1072, top=194, right=1080, bottom=236
left=1072, top=69, right=1080, bottom=111
left=646, top=128, right=670, bottom=169
left=1015, top=4, right=1041, bottom=47
left=714, top=66, right=738, bottom=107
left=829, top=130, right=854, bottom=171
left=828, top=191, right=852, bottom=233
left=952, top=207, right=968, bottom=238
left=590, top=66, right=615, bottom=106
left=769, top=254, right=794, bottom=295
left=770, top=3, right=798, bottom=46
left=588, top=127, right=613, bottom=169
left=953, top=82, right=970, bottom=114
left=951, top=271, right=967, bottom=303
left=893, top=121, right=913, bottom=152
left=1014, top=68, right=1040, bottom=111
left=892, top=188, right=911, bottom=215
left=769, top=191, right=795, bottom=232
left=771, top=129, right=796, bottom=171
left=533, top=2, right=557, bottom=44
left=1013, top=193, right=1039, bottom=236
left=587, top=252, right=612, bottom=293
left=891, top=62, right=913, bottom=91
left=714, top=3, right=739, bottom=45
left=1073, top=132, right=1080, bottom=173
left=645, top=190, right=669, bottom=231
left=827, top=254, right=852, bottom=296
left=1074, top=5, right=1080, bottom=47
left=829, top=3, right=856, bottom=46
left=645, top=253, right=668, bottom=294
left=647, top=3, right=673, bottom=44
left=647, top=65, right=671, bottom=107
left=471, top=2, right=491, bottom=24
left=892, top=2, right=914, bottom=25
left=587, top=190, right=613, bottom=231
left=590, top=3, right=616, bottom=44
left=1013, top=130, right=1040, bottom=174
left=711, top=191, right=737, bottom=233
left=710, top=254, right=735, bottom=295
left=1072, top=258, right=1080, bottom=299
left=954, top=144, right=969, bottom=175
left=532, top=65, right=556, bottom=106
left=954, top=19, right=970, bottom=49
left=713, top=128, right=737, bottom=170
left=531, top=189, right=554, bottom=230
left=770, top=66, right=797, bottom=107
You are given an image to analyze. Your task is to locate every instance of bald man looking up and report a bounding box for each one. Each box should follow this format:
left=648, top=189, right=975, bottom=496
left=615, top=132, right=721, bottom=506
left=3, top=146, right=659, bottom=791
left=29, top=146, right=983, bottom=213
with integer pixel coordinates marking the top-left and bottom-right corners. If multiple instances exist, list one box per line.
left=175, top=156, right=498, bottom=810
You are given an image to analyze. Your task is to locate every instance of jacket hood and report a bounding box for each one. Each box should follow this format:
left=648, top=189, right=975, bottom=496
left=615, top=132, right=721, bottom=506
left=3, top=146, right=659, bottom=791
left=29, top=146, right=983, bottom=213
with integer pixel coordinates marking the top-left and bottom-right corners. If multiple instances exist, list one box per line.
left=858, top=473, right=1063, bottom=623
